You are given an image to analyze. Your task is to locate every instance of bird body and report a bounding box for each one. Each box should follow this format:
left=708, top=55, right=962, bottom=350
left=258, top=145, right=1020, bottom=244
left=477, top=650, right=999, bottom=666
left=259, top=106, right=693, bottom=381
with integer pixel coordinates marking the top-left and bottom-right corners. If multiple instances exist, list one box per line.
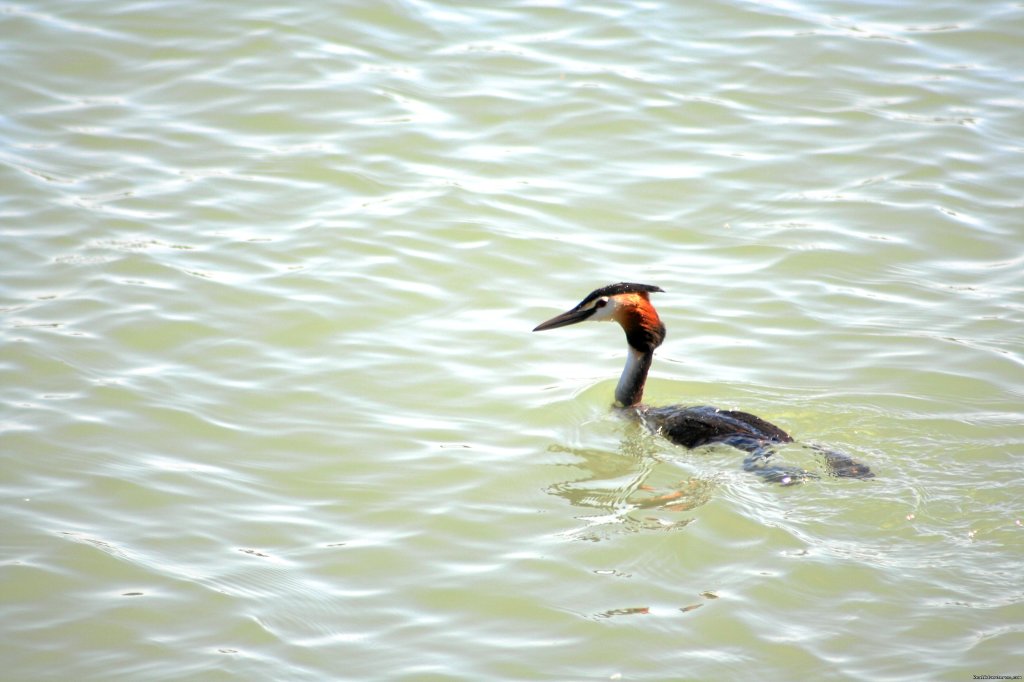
left=533, top=282, right=872, bottom=482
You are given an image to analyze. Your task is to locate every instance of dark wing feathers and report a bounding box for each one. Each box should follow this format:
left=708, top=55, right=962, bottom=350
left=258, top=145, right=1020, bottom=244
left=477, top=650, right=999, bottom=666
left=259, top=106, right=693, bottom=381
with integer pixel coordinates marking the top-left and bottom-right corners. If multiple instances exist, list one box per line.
left=642, top=405, right=793, bottom=450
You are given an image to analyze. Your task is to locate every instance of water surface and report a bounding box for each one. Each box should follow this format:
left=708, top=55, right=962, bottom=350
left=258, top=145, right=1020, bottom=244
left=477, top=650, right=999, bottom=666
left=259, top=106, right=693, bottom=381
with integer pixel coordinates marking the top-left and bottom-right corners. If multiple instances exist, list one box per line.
left=2, top=0, right=1022, bottom=679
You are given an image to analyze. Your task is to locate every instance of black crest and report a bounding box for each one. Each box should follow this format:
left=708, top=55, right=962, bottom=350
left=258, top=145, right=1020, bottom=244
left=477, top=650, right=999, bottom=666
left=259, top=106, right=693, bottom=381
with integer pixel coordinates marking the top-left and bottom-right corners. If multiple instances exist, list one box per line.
left=580, top=282, right=664, bottom=305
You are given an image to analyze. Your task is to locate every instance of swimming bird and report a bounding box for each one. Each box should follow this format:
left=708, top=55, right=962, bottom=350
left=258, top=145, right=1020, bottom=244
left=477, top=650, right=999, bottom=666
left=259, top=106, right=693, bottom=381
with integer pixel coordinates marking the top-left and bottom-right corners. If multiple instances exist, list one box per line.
left=533, top=282, right=873, bottom=483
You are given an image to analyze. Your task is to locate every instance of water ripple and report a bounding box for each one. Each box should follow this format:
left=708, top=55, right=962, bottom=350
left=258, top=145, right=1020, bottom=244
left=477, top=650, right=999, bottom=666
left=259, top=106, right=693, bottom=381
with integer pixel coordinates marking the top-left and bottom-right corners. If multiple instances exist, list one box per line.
left=3, top=0, right=1023, bottom=679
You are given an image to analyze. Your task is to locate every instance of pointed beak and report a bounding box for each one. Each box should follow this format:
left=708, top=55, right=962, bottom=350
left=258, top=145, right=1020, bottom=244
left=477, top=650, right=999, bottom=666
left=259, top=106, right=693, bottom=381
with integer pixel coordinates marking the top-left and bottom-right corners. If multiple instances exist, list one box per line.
left=533, top=306, right=595, bottom=332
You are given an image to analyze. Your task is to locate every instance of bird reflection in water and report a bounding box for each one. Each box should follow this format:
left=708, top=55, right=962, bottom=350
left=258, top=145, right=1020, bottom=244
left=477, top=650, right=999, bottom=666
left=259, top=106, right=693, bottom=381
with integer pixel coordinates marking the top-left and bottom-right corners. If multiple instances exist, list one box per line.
left=546, top=424, right=716, bottom=540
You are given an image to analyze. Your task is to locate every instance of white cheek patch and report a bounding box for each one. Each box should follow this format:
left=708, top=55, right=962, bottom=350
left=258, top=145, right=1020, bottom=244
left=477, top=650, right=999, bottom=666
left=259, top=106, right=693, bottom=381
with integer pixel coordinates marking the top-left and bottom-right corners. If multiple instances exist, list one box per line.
left=587, top=298, right=620, bottom=322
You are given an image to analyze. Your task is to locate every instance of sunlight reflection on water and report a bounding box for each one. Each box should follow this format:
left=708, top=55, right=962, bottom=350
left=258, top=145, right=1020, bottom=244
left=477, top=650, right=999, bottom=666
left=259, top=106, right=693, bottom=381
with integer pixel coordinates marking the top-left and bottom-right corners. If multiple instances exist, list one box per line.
left=2, top=0, right=1023, bottom=679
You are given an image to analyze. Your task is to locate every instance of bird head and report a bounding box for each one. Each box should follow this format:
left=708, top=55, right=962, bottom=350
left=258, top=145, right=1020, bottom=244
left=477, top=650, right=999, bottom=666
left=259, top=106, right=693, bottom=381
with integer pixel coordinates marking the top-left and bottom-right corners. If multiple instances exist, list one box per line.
left=533, top=282, right=666, bottom=351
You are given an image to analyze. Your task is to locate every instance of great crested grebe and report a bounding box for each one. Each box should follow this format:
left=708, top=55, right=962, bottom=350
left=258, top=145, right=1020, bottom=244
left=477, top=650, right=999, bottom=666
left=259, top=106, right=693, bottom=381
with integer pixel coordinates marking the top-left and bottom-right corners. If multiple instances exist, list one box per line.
left=533, top=282, right=873, bottom=483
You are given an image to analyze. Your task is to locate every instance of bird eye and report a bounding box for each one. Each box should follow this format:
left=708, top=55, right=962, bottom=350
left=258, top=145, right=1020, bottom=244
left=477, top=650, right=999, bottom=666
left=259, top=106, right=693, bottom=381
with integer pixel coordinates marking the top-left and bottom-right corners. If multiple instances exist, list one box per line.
left=594, top=297, right=608, bottom=308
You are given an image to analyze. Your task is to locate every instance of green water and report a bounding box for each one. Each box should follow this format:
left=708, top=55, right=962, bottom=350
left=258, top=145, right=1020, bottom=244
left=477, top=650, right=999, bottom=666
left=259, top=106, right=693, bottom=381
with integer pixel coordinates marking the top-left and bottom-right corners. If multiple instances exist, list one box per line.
left=2, top=1, right=1022, bottom=680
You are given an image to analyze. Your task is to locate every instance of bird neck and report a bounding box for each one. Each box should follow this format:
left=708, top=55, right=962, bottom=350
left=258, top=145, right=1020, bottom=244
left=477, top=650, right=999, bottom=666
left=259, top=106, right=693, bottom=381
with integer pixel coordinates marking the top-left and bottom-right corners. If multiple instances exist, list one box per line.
left=611, top=299, right=665, bottom=407
left=615, top=345, right=654, bottom=407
